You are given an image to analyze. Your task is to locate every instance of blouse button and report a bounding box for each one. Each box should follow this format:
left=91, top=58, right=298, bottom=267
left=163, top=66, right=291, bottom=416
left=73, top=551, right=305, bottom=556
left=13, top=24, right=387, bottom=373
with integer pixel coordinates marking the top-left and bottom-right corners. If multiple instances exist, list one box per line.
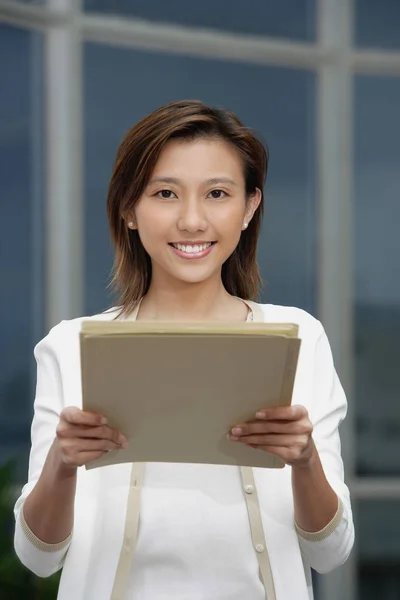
left=255, top=543, right=265, bottom=553
left=245, top=484, right=254, bottom=494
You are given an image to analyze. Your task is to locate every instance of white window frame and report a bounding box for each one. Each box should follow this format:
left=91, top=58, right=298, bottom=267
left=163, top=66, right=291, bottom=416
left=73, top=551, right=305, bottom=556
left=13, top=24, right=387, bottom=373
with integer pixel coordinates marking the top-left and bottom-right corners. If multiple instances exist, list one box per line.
left=1, top=1, right=400, bottom=598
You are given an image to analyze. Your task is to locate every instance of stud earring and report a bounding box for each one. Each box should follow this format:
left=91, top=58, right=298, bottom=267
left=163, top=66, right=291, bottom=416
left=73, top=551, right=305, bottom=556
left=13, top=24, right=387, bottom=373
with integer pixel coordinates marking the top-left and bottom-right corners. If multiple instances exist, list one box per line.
left=243, top=222, right=248, bottom=230
left=128, top=221, right=135, bottom=229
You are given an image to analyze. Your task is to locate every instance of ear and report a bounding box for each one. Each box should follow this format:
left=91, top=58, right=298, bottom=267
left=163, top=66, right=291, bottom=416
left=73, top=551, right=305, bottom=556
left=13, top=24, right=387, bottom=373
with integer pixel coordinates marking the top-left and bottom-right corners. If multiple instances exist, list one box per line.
left=125, top=213, right=137, bottom=230
left=242, top=188, right=262, bottom=230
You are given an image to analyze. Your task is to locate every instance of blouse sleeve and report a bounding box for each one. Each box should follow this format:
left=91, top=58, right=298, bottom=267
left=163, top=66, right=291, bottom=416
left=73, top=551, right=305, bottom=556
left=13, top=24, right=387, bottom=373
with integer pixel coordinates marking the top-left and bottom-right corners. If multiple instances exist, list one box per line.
left=14, top=325, right=72, bottom=577
left=295, top=323, right=355, bottom=574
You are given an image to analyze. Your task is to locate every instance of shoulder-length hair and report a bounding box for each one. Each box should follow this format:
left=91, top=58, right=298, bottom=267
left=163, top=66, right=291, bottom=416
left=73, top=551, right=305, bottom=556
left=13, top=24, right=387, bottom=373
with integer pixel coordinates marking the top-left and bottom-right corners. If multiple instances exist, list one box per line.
left=107, top=100, right=268, bottom=316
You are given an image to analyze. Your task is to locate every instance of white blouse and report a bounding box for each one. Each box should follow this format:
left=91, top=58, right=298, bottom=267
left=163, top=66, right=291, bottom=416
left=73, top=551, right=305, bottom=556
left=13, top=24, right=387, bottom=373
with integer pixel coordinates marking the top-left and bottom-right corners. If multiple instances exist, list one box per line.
left=14, top=301, right=354, bottom=600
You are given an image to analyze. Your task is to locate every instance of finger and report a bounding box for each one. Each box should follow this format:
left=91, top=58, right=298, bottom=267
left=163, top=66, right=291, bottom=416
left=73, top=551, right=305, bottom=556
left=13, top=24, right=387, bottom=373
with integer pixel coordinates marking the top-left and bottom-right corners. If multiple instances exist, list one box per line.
left=230, top=433, right=305, bottom=447
left=77, top=439, right=123, bottom=452
left=255, top=405, right=308, bottom=421
left=80, top=451, right=107, bottom=464
left=58, top=435, right=129, bottom=468
left=244, top=444, right=289, bottom=461
left=62, top=406, right=107, bottom=427
left=62, top=438, right=126, bottom=456
left=66, top=450, right=112, bottom=468
left=57, top=425, right=126, bottom=445
left=244, top=444, right=313, bottom=467
left=231, top=419, right=312, bottom=437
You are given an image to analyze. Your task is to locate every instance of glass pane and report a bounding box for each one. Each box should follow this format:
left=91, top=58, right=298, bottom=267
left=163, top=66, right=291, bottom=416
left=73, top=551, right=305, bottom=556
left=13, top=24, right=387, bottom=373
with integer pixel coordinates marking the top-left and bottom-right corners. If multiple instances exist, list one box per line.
left=355, top=0, right=400, bottom=50
left=358, top=500, right=400, bottom=598
left=84, top=44, right=316, bottom=316
left=84, top=0, right=316, bottom=40
left=354, top=76, right=400, bottom=476
left=0, top=26, right=44, bottom=474
left=6, top=0, right=44, bottom=4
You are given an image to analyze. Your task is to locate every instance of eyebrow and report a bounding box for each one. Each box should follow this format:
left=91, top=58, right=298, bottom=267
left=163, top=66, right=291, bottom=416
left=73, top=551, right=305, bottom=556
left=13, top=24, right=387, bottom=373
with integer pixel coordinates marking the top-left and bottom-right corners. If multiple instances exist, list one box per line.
left=148, top=176, right=237, bottom=187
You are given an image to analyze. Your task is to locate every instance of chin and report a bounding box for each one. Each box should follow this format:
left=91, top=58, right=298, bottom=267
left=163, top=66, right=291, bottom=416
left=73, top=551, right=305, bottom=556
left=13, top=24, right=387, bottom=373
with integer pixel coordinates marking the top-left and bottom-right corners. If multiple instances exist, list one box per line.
left=172, top=273, right=214, bottom=285
left=166, top=266, right=219, bottom=286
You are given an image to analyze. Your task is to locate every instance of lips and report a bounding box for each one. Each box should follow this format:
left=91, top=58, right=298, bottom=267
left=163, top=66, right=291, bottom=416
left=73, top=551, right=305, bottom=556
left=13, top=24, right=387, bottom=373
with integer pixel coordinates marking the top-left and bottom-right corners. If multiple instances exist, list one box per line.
left=171, top=242, right=213, bottom=254
left=169, top=241, right=216, bottom=259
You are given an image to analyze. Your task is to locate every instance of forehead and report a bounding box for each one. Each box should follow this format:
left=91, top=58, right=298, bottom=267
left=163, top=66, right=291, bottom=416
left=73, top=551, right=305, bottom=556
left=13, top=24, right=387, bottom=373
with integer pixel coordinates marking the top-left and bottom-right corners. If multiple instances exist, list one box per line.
left=151, top=138, right=244, bottom=181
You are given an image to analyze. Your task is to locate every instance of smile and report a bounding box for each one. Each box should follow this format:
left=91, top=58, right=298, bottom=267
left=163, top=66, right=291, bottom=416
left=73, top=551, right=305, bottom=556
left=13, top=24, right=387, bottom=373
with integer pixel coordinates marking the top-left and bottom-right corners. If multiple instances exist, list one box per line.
left=169, top=242, right=216, bottom=259
left=171, top=242, right=213, bottom=253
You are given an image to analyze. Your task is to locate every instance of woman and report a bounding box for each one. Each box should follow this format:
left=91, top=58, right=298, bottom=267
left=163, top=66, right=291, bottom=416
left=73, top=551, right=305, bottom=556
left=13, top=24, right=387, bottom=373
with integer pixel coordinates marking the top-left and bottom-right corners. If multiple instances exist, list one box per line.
left=14, top=100, right=354, bottom=600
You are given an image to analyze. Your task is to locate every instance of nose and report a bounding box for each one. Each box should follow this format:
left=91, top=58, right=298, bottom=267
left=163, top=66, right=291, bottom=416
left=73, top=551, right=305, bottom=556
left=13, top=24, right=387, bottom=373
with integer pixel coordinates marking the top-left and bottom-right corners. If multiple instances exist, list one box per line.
left=177, top=196, right=207, bottom=233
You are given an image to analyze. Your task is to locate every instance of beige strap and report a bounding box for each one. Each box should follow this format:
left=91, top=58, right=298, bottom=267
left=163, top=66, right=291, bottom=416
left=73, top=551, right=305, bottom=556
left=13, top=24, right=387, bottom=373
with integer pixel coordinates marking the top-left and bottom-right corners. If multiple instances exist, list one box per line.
left=111, top=462, right=145, bottom=600
left=111, top=301, right=144, bottom=599
left=240, top=466, right=276, bottom=600
left=242, top=299, right=265, bottom=323
left=241, top=302, right=275, bottom=596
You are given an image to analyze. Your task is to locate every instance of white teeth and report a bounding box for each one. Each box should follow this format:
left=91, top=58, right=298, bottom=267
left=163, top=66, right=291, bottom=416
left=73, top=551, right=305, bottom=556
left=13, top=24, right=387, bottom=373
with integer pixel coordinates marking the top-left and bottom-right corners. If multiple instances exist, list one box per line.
left=173, top=242, right=212, bottom=254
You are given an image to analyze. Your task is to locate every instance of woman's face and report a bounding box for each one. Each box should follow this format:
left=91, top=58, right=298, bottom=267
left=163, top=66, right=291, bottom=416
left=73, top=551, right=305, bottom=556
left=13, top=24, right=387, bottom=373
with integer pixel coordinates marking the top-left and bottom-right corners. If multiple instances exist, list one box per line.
left=131, top=138, right=260, bottom=288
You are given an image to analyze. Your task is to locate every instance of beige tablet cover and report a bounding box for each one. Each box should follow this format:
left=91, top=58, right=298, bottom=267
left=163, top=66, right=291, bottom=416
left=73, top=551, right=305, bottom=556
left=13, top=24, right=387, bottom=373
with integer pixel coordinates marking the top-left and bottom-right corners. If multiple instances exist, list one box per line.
left=80, top=321, right=301, bottom=470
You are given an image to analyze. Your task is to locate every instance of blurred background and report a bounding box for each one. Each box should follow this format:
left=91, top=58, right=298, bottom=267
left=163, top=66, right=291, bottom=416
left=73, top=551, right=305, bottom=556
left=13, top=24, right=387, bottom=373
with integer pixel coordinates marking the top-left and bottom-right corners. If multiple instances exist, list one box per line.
left=0, top=0, right=399, bottom=598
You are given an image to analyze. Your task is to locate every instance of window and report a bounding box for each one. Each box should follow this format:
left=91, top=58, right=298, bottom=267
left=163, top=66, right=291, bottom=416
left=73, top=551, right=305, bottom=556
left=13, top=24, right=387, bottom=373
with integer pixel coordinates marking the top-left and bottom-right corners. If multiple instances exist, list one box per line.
left=84, top=0, right=316, bottom=40
left=355, top=0, right=400, bottom=50
left=354, top=76, right=400, bottom=477
left=0, top=25, right=44, bottom=475
left=358, top=500, right=400, bottom=598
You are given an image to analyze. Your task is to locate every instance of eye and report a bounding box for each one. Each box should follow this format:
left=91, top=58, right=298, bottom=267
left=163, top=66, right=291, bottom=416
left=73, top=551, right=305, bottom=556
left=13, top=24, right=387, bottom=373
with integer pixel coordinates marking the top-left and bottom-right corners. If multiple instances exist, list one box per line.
left=156, top=189, right=176, bottom=199
left=208, top=189, right=227, bottom=199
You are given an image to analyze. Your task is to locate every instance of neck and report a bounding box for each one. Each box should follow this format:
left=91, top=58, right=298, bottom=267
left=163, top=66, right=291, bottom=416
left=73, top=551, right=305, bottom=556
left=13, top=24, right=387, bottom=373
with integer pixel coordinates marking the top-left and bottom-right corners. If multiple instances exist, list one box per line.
left=138, top=272, right=240, bottom=322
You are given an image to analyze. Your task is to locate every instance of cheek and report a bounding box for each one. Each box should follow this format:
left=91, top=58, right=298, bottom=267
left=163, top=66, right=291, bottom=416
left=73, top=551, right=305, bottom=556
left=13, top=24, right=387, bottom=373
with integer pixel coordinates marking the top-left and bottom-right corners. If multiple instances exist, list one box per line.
left=135, top=205, right=170, bottom=243
left=215, top=205, right=246, bottom=234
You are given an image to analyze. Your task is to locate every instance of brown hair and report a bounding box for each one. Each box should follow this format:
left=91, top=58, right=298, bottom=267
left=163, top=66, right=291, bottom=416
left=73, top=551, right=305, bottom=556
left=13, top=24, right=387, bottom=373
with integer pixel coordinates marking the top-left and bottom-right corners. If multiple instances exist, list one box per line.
left=107, top=99, right=268, bottom=315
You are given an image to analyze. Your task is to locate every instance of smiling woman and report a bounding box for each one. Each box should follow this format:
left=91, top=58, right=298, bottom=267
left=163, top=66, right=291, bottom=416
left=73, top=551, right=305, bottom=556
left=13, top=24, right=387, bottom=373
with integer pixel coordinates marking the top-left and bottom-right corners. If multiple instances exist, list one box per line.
left=107, top=100, right=265, bottom=320
left=14, top=100, right=354, bottom=600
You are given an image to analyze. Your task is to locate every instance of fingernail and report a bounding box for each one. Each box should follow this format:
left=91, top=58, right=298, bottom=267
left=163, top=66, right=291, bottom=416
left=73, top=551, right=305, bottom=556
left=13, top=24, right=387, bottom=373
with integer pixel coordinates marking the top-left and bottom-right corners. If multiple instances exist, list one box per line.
left=227, top=433, right=239, bottom=441
left=256, top=412, right=265, bottom=419
left=231, top=428, right=242, bottom=436
left=101, top=416, right=107, bottom=424
left=119, top=434, right=127, bottom=444
left=121, top=441, right=129, bottom=450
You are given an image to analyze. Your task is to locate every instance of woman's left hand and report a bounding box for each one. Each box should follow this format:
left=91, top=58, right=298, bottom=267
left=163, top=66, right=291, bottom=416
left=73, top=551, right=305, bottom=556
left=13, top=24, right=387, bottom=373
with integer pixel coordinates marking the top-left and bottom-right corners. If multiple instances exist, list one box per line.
left=228, top=405, right=315, bottom=468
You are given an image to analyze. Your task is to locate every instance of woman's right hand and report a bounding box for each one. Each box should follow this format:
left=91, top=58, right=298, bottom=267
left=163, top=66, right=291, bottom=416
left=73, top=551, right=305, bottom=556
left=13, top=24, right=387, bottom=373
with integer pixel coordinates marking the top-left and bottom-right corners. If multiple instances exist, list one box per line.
left=55, top=406, right=128, bottom=469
